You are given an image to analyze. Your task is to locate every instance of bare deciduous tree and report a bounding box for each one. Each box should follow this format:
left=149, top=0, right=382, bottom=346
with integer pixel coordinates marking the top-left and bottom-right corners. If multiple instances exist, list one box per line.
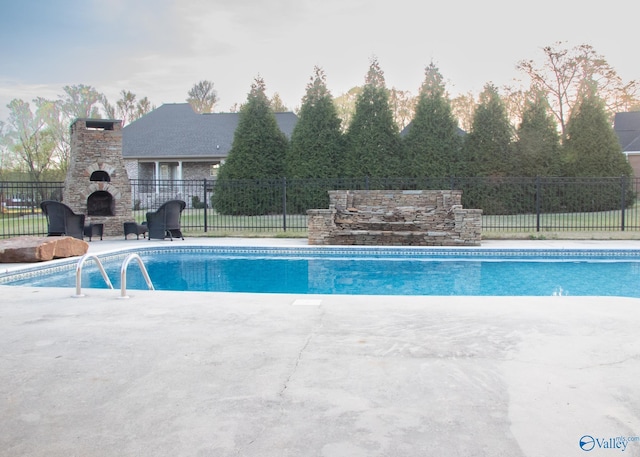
left=451, top=92, right=476, bottom=133
left=59, top=84, right=102, bottom=119
left=115, top=91, right=154, bottom=125
left=116, top=90, right=137, bottom=126
left=187, top=80, right=218, bottom=113
left=136, top=97, right=153, bottom=119
left=501, top=85, right=533, bottom=130
left=389, top=88, right=415, bottom=130
left=517, top=42, right=639, bottom=140
left=3, top=99, right=56, bottom=183
left=333, top=87, right=362, bottom=132
left=270, top=92, right=288, bottom=112
left=34, top=97, right=71, bottom=174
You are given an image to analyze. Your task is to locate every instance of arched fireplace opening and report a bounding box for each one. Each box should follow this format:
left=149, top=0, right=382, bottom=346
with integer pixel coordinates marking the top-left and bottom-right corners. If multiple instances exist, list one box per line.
left=90, top=170, right=111, bottom=182
left=87, top=190, right=114, bottom=216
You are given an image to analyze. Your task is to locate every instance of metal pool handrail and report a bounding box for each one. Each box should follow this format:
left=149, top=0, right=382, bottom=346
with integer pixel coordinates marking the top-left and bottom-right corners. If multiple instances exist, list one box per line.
left=119, top=253, right=154, bottom=299
left=74, top=254, right=114, bottom=297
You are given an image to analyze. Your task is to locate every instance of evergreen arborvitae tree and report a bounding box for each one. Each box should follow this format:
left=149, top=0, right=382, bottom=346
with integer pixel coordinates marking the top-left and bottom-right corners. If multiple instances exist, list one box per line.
left=462, top=83, right=514, bottom=177
left=563, top=83, right=632, bottom=178
left=344, top=58, right=402, bottom=178
left=560, top=83, right=634, bottom=211
left=286, top=66, right=344, bottom=212
left=287, top=66, right=343, bottom=179
left=402, top=62, right=462, bottom=179
left=513, top=91, right=561, bottom=176
left=213, top=76, right=289, bottom=215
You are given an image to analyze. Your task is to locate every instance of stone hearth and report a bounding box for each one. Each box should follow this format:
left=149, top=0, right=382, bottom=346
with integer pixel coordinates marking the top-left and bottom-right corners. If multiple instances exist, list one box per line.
left=62, top=119, right=133, bottom=236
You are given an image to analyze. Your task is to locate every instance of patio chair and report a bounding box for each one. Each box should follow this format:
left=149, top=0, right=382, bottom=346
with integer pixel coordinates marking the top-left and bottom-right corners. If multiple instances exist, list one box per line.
left=145, top=200, right=186, bottom=240
left=40, top=200, right=85, bottom=240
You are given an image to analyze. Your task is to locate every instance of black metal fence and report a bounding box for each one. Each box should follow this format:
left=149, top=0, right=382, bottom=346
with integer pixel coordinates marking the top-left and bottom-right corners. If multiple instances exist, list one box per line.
left=2, top=176, right=639, bottom=238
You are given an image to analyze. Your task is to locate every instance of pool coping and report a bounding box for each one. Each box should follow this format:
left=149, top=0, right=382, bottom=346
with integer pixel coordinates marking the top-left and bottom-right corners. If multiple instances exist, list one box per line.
left=3, top=237, right=640, bottom=271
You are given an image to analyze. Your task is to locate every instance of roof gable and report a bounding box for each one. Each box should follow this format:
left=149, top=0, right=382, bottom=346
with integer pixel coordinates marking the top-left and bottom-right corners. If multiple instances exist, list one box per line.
left=123, top=103, right=298, bottom=159
left=614, top=111, right=640, bottom=152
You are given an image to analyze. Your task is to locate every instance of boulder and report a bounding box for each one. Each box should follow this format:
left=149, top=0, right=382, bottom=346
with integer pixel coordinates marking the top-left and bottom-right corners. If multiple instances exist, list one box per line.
left=0, top=236, right=89, bottom=263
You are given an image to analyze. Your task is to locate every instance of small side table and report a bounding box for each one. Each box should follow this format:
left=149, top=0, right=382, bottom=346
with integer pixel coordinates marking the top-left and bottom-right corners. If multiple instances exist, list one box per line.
left=124, top=222, right=147, bottom=240
left=84, top=223, right=104, bottom=241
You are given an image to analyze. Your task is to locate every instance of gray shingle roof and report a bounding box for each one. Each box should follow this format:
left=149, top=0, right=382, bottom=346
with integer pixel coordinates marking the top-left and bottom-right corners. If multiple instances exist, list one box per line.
left=614, top=112, right=640, bottom=152
left=122, top=103, right=298, bottom=160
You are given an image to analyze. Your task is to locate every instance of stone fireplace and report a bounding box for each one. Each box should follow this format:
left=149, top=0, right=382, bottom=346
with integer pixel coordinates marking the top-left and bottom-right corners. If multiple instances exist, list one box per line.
left=63, top=119, right=133, bottom=236
left=87, top=190, right=114, bottom=216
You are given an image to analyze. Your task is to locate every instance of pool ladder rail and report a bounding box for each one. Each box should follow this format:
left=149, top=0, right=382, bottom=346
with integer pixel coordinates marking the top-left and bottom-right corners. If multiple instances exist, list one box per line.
left=74, top=253, right=155, bottom=299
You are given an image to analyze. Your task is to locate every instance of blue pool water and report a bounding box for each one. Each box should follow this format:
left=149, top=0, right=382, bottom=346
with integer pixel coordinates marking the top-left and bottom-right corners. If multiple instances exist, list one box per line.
left=2, top=247, right=640, bottom=297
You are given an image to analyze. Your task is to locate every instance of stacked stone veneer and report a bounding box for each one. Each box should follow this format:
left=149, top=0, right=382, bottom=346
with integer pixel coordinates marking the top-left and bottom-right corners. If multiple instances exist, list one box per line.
left=307, top=190, right=482, bottom=246
left=63, top=119, right=133, bottom=236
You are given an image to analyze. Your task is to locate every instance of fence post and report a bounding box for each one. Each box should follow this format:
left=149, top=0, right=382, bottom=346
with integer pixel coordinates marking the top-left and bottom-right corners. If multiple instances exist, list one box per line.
left=621, top=175, right=626, bottom=231
left=282, top=177, right=288, bottom=231
left=30, top=184, right=37, bottom=215
left=535, top=176, right=541, bottom=232
left=203, top=179, right=208, bottom=233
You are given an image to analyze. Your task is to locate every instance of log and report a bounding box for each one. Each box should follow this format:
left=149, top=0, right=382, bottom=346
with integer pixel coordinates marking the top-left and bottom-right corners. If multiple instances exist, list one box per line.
left=0, top=236, right=89, bottom=263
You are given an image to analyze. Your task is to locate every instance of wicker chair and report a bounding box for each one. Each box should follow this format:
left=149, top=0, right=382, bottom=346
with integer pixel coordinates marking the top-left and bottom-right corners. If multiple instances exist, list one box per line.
left=40, top=201, right=85, bottom=240
left=145, top=200, right=186, bottom=240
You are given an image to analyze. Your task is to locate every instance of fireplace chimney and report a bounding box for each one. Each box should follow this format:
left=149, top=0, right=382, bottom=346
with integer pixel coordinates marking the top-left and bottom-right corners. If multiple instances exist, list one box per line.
left=62, top=119, right=133, bottom=236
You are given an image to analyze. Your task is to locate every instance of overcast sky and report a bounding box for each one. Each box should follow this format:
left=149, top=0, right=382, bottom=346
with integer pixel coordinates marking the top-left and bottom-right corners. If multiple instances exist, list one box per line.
left=0, top=0, right=637, bottom=121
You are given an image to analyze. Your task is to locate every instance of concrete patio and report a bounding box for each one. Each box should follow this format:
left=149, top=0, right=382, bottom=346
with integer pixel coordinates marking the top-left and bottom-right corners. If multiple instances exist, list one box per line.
left=1, top=239, right=640, bottom=456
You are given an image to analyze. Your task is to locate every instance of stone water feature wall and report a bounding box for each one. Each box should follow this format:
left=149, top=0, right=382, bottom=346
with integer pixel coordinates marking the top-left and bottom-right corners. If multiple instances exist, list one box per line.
left=307, top=190, right=482, bottom=246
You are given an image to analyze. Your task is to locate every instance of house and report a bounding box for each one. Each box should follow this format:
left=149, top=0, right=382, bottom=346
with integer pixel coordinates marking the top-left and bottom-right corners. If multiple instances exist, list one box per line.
left=122, top=103, right=298, bottom=181
left=614, top=111, right=640, bottom=177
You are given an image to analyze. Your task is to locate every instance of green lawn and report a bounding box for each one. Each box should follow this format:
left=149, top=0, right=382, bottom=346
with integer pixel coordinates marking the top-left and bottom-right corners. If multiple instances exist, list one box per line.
left=3, top=205, right=640, bottom=239
left=483, top=204, right=640, bottom=232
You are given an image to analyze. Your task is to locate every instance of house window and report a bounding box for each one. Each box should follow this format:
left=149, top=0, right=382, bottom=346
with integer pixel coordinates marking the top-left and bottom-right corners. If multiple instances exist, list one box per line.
left=159, top=163, right=179, bottom=180
left=160, top=164, right=170, bottom=180
left=210, top=163, right=220, bottom=177
left=157, top=163, right=181, bottom=191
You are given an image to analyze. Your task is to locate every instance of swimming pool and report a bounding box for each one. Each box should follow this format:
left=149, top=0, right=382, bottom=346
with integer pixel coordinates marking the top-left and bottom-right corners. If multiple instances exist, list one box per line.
left=2, top=246, right=640, bottom=297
